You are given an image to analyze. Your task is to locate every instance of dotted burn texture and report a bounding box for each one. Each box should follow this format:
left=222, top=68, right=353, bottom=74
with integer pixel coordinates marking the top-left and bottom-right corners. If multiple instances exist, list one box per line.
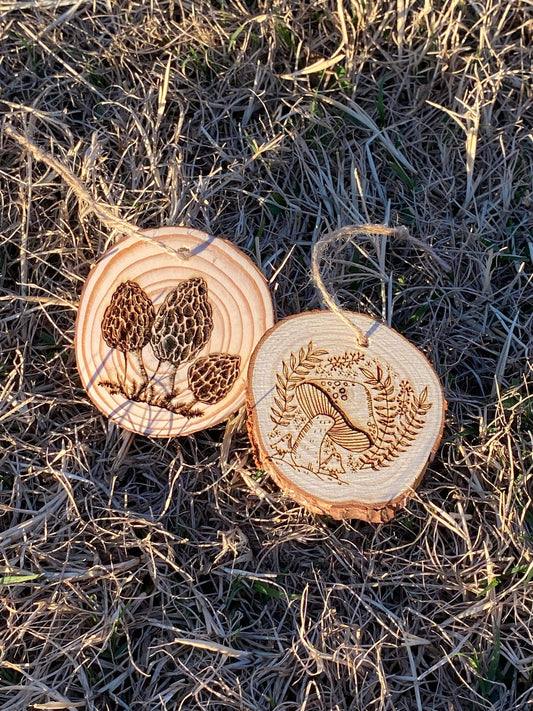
left=188, top=353, right=241, bottom=404
left=150, top=277, right=213, bottom=366
left=101, top=281, right=155, bottom=353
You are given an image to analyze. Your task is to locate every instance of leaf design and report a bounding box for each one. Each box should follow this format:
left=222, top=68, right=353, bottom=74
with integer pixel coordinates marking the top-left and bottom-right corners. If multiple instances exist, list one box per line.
left=357, top=364, right=432, bottom=470
left=357, top=361, right=399, bottom=469
left=270, top=342, right=327, bottom=427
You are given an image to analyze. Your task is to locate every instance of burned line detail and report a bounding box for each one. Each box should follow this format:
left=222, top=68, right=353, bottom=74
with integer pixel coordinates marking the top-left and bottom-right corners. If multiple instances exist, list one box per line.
left=98, top=278, right=240, bottom=417
left=268, top=342, right=433, bottom=483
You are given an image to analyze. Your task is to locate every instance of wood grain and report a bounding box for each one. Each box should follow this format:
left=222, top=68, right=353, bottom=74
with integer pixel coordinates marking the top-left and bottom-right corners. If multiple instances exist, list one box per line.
left=247, top=311, right=446, bottom=521
left=76, top=226, right=274, bottom=437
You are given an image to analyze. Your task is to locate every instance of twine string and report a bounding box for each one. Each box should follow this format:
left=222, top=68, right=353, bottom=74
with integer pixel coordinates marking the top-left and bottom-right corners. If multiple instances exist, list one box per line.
left=311, top=223, right=449, bottom=347
left=4, top=125, right=191, bottom=261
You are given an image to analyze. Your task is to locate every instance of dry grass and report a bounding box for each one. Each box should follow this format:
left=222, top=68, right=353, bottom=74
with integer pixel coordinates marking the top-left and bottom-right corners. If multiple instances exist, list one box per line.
left=1, top=0, right=532, bottom=709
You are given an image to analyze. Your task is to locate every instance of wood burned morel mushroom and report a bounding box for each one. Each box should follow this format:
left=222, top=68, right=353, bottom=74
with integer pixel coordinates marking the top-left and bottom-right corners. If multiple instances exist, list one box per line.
left=171, top=353, right=241, bottom=417
left=151, top=277, right=213, bottom=365
left=150, top=276, right=214, bottom=398
left=189, top=353, right=241, bottom=404
left=100, top=280, right=155, bottom=396
left=101, top=281, right=155, bottom=353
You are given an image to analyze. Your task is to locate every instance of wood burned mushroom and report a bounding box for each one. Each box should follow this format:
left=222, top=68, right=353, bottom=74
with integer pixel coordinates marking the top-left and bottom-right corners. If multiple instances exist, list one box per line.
left=151, top=276, right=214, bottom=396
left=100, top=280, right=155, bottom=397
left=289, top=380, right=376, bottom=473
left=189, top=353, right=240, bottom=403
left=310, top=378, right=378, bottom=440
left=171, top=353, right=241, bottom=417
left=151, top=277, right=213, bottom=365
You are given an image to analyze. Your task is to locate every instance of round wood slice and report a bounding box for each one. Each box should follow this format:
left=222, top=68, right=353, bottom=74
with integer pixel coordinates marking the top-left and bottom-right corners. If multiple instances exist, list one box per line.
left=247, top=311, right=446, bottom=522
left=76, top=226, right=274, bottom=437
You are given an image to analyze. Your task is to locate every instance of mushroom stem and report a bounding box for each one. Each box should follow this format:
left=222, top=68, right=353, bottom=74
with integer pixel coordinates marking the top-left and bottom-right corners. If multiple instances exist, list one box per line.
left=290, top=414, right=336, bottom=472
left=169, top=365, right=178, bottom=397
left=127, top=349, right=150, bottom=399
left=134, top=349, right=149, bottom=385
left=122, top=351, right=128, bottom=392
left=144, top=359, right=162, bottom=399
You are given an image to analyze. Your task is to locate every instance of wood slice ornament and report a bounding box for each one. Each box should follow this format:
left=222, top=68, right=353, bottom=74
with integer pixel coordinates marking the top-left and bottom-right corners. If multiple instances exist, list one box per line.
left=75, top=227, right=274, bottom=437
left=246, top=226, right=446, bottom=522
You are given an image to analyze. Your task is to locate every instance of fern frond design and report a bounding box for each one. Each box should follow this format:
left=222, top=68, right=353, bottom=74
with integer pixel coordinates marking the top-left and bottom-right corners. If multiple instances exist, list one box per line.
left=270, top=342, right=328, bottom=428
left=357, top=362, right=399, bottom=470
left=393, top=385, right=432, bottom=455
left=359, top=367, right=432, bottom=469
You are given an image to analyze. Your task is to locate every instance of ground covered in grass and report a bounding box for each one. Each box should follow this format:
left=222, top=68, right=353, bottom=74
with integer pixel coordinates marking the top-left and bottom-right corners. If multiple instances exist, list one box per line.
left=1, top=1, right=532, bottom=709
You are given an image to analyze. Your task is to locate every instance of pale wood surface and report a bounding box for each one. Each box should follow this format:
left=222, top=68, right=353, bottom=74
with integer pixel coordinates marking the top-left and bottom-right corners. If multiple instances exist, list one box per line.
left=76, top=227, right=274, bottom=436
left=247, top=311, right=446, bottom=521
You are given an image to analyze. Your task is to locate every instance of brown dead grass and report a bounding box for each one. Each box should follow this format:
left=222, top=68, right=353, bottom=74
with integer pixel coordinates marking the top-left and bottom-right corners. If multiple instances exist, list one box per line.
left=0, top=0, right=532, bottom=709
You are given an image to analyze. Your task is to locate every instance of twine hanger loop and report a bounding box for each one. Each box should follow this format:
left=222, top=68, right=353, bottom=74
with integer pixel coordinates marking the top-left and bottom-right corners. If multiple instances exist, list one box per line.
left=311, top=223, right=449, bottom=347
left=5, top=125, right=191, bottom=261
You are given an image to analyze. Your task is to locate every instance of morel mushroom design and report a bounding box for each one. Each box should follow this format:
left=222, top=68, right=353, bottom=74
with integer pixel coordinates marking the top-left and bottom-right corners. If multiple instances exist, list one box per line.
left=289, top=381, right=376, bottom=473
left=76, top=226, right=275, bottom=437
left=173, top=353, right=241, bottom=417
left=101, top=280, right=155, bottom=396
left=151, top=276, right=213, bottom=394
left=98, top=276, right=242, bottom=417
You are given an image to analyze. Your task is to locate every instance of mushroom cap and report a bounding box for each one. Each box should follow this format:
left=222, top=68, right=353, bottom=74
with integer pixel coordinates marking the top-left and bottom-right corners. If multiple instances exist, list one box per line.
left=295, top=381, right=373, bottom=452
left=188, top=352, right=241, bottom=404
left=309, top=378, right=377, bottom=434
left=151, top=276, right=213, bottom=365
left=101, top=280, right=155, bottom=353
